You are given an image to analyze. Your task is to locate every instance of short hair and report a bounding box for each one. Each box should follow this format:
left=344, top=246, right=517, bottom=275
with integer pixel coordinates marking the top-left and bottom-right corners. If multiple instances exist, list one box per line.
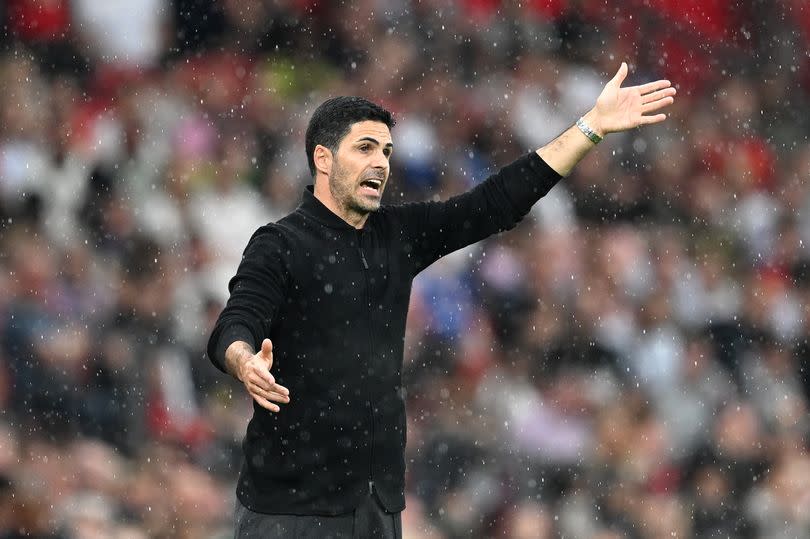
left=305, top=96, right=395, bottom=177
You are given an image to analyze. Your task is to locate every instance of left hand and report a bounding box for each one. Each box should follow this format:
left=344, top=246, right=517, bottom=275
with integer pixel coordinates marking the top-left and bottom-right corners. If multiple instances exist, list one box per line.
left=584, top=62, right=676, bottom=135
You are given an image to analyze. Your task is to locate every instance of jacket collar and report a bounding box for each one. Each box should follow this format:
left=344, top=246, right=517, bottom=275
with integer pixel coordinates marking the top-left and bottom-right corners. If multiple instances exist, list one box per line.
left=298, top=185, right=357, bottom=230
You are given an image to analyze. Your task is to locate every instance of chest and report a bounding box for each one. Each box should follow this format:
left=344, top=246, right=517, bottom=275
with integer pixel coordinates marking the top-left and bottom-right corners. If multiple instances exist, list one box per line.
left=286, top=228, right=407, bottom=318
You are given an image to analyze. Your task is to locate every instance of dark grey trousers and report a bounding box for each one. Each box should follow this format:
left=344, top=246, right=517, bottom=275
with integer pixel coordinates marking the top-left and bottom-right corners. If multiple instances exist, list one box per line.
left=233, top=491, right=402, bottom=539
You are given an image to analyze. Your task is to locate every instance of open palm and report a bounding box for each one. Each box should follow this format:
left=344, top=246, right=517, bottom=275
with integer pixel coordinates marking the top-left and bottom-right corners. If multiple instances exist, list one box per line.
left=594, top=62, right=676, bottom=134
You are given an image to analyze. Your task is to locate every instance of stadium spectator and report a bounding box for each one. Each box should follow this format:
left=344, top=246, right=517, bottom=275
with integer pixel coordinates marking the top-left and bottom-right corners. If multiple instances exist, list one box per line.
left=1, top=2, right=809, bottom=537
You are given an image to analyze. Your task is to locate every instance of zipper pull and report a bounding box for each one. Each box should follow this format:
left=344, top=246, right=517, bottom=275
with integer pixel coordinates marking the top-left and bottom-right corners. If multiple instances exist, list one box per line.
left=359, top=247, right=369, bottom=269
left=356, top=230, right=369, bottom=269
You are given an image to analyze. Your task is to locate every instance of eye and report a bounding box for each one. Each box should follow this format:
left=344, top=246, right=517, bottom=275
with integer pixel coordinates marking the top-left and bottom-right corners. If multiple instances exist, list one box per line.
left=383, top=148, right=392, bottom=157
left=359, top=144, right=370, bottom=152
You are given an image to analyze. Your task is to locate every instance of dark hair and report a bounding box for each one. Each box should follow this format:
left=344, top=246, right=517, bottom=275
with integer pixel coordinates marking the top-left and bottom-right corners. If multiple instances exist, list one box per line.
left=305, top=96, right=395, bottom=176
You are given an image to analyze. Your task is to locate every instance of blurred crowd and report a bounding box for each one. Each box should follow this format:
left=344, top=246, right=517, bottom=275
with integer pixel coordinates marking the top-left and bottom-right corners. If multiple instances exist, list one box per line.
left=2, top=0, right=810, bottom=538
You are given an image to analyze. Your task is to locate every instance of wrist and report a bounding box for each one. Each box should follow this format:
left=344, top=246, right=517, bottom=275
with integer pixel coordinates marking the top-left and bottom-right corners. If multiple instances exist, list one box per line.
left=226, top=341, right=255, bottom=381
left=580, top=109, right=606, bottom=138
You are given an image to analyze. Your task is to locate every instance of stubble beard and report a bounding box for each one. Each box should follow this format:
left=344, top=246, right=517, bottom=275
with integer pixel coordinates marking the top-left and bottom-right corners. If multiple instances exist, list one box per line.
left=329, top=157, right=381, bottom=216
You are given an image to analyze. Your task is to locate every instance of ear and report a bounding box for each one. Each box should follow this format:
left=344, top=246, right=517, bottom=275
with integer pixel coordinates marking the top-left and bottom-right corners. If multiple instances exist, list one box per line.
left=314, top=145, right=333, bottom=177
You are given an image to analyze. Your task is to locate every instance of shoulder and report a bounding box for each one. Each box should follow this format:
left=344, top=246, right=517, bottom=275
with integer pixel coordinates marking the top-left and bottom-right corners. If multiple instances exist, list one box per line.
left=368, top=203, right=413, bottom=237
left=375, top=201, right=425, bottom=224
left=242, top=222, right=296, bottom=261
left=251, top=207, right=307, bottom=242
left=247, top=222, right=286, bottom=244
left=375, top=199, right=437, bottom=233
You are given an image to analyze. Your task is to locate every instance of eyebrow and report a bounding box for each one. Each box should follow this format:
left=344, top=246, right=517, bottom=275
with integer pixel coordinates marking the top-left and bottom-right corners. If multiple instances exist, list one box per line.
left=356, top=136, right=394, bottom=149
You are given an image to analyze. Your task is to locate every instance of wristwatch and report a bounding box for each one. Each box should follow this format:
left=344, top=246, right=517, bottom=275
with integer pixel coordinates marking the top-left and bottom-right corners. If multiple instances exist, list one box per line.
left=576, top=117, right=603, bottom=144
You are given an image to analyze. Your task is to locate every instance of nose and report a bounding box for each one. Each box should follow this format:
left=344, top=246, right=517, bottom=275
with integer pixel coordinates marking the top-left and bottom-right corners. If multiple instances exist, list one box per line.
left=372, top=148, right=389, bottom=171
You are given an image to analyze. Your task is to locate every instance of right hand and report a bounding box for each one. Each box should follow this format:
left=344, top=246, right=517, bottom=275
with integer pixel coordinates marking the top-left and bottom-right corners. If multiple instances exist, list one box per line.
left=238, top=339, right=290, bottom=412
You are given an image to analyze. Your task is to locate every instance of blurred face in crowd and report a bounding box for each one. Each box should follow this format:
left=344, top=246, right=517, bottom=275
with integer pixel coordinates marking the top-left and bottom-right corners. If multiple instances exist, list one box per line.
left=315, top=120, right=393, bottom=225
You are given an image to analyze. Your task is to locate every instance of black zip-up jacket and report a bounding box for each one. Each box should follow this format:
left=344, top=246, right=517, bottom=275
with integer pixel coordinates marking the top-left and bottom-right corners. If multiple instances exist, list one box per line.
left=207, top=152, right=561, bottom=515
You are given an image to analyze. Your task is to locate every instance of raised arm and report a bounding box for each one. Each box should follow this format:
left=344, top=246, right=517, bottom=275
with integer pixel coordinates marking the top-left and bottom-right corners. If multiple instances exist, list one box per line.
left=391, top=62, right=675, bottom=275
left=537, top=62, right=675, bottom=176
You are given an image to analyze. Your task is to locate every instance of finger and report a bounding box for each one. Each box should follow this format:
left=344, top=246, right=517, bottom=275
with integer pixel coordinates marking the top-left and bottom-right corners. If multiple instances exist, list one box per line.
left=248, top=367, right=275, bottom=389
left=251, top=392, right=281, bottom=413
left=641, top=96, right=675, bottom=114
left=249, top=382, right=290, bottom=403
left=267, top=390, right=290, bottom=403
left=637, top=79, right=672, bottom=95
left=260, top=338, right=273, bottom=363
left=641, top=87, right=676, bottom=104
left=262, top=391, right=290, bottom=404
left=639, top=113, right=667, bottom=125
left=608, top=62, right=628, bottom=87
left=247, top=370, right=290, bottom=398
left=248, top=376, right=289, bottom=399
left=269, top=382, right=290, bottom=396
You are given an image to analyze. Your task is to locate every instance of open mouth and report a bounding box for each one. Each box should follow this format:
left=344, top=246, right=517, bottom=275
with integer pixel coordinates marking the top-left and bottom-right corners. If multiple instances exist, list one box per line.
left=359, top=178, right=383, bottom=193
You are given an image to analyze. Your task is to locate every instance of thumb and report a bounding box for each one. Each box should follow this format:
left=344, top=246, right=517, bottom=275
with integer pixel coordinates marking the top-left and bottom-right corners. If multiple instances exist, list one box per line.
left=259, top=338, right=273, bottom=367
left=608, top=62, right=628, bottom=87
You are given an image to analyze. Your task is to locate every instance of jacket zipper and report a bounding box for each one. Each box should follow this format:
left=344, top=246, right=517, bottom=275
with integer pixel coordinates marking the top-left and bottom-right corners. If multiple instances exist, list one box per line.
left=357, top=230, right=374, bottom=494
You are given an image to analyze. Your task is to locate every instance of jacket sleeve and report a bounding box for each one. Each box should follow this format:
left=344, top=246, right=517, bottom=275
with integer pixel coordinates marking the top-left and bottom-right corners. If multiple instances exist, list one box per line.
left=206, top=225, right=291, bottom=373
left=391, top=152, right=561, bottom=275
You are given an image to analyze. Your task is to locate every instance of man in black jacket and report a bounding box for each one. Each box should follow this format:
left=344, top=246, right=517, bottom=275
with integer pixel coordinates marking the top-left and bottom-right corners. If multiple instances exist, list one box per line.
left=208, top=62, right=675, bottom=538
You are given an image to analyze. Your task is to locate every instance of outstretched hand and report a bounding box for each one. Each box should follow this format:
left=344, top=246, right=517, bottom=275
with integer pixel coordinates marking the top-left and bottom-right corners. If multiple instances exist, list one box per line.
left=238, top=338, right=290, bottom=412
left=586, top=62, right=676, bottom=135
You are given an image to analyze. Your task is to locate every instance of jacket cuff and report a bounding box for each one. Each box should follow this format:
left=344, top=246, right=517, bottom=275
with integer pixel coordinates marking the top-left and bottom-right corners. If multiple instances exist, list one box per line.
left=526, top=152, right=563, bottom=193
left=212, top=324, right=256, bottom=374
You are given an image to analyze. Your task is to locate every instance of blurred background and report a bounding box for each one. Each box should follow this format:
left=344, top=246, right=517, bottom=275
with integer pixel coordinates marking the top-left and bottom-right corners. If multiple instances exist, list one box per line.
left=1, top=0, right=810, bottom=537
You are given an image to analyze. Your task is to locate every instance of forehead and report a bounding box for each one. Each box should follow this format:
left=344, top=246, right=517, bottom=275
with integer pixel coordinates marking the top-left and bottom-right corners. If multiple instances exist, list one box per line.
left=342, top=120, right=392, bottom=145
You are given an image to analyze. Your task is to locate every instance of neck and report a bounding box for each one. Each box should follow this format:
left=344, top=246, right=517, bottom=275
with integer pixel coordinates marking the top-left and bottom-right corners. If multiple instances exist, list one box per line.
left=313, top=177, right=369, bottom=229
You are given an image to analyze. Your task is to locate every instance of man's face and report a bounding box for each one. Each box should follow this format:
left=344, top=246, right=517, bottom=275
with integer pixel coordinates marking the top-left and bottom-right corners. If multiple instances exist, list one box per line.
left=328, top=120, right=393, bottom=215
